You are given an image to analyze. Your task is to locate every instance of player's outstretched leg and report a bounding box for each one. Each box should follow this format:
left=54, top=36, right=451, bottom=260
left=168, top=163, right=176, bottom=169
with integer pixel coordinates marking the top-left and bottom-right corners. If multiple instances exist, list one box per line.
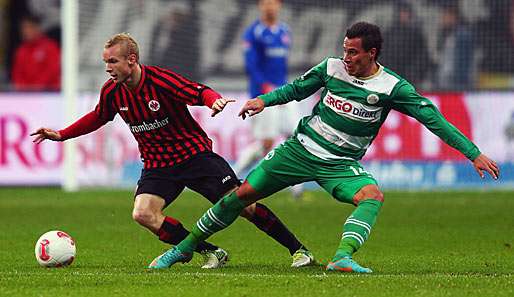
left=328, top=185, right=383, bottom=273
left=156, top=216, right=228, bottom=268
left=148, top=191, right=246, bottom=269
left=134, top=194, right=228, bottom=269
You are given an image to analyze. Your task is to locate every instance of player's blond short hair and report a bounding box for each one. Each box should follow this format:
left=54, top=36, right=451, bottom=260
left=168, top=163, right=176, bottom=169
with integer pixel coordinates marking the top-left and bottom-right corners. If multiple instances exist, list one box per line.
left=104, top=33, right=139, bottom=62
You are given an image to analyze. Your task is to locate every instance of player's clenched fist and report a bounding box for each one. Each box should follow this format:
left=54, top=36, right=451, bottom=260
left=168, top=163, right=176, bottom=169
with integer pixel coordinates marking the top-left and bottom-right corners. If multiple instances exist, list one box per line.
left=30, top=128, right=62, bottom=143
left=211, top=98, right=236, bottom=117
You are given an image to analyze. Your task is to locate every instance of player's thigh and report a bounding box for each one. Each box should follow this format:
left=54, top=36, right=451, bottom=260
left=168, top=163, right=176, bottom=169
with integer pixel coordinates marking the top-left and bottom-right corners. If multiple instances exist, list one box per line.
left=245, top=166, right=289, bottom=197
left=316, top=162, right=378, bottom=205
left=250, top=107, right=281, bottom=140
left=247, top=142, right=314, bottom=197
left=135, top=168, right=185, bottom=208
left=182, top=152, right=240, bottom=204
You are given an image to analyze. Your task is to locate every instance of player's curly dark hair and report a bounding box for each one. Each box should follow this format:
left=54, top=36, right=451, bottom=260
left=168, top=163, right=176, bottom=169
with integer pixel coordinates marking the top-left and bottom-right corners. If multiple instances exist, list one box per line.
left=345, top=22, right=383, bottom=59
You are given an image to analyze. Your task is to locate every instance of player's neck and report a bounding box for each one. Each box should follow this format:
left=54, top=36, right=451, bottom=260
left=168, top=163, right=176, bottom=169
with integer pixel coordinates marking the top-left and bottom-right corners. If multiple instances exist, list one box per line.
left=126, top=64, right=142, bottom=89
left=358, top=62, right=380, bottom=79
left=261, top=16, right=278, bottom=27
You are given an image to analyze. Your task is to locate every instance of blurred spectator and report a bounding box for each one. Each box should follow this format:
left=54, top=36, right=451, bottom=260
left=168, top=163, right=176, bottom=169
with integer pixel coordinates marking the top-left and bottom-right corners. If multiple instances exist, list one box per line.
left=151, top=2, right=201, bottom=81
left=26, top=0, right=61, bottom=44
left=434, top=5, right=475, bottom=90
left=11, top=14, right=60, bottom=91
left=381, top=3, right=433, bottom=87
left=236, top=0, right=304, bottom=198
left=477, top=0, right=514, bottom=74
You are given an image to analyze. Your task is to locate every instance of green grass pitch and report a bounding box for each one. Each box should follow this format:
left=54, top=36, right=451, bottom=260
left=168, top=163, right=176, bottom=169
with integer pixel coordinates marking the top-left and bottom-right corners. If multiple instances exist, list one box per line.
left=0, top=188, right=513, bottom=296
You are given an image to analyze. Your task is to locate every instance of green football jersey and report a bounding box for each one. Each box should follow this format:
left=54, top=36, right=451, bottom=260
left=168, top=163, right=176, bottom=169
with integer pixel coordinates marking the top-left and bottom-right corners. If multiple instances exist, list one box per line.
left=259, top=57, right=480, bottom=161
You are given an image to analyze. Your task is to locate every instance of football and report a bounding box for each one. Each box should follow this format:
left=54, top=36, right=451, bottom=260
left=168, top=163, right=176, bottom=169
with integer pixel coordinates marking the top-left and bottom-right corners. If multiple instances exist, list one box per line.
left=34, top=230, right=76, bottom=267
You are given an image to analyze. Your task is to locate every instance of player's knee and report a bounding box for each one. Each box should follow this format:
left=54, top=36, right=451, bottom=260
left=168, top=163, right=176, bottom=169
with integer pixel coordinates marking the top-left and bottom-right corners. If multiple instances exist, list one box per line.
left=369, top=190, right=384, bottom=203
left=262, top=139, right=274, bottom=152
left=240, top=203, right=256, bottom=219
left=235, top=181, right=261, bottom=203
left=353, top=185, right=384, bottom=205
left=132, top=208, right=156, bottom=227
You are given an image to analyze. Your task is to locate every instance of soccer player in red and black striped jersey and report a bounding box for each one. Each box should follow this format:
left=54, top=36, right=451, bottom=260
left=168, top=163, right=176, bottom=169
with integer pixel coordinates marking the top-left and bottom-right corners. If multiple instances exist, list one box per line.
left=31, top=33, right=315, bottom=268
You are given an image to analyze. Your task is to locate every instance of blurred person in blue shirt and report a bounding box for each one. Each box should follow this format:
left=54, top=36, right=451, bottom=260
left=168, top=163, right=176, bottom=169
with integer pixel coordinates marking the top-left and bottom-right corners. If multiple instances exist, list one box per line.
left=243, top=0, right=289, bottom=99
left=236, top=0, right=303, bottom=198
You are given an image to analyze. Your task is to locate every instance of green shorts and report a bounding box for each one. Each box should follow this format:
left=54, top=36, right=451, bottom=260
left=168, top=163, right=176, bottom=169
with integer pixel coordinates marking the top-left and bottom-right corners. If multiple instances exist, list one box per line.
left=246, top=137, right=378, bottom=204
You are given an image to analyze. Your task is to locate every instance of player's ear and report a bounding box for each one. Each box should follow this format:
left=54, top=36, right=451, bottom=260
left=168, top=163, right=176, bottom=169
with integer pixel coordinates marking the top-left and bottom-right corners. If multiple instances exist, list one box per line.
left=369, top=48, right=377, bottom=61
left=127, top=53, right=137, bottom=65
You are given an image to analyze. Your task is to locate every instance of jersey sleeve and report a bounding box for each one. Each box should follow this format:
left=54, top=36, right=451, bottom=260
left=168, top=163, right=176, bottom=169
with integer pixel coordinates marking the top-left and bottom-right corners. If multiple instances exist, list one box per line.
left=200, top=88, right=222, bottom=108
left=151, top=67, right=209, bottom=106
left=243, top=25, right=267, bottom=87
left=259, top=58, right=327, bottom=106
left=94, top=80, right=117, bottom=121
left=58, top=111, right=108, bottom=140
left=391, top=82, right=481, bottom=160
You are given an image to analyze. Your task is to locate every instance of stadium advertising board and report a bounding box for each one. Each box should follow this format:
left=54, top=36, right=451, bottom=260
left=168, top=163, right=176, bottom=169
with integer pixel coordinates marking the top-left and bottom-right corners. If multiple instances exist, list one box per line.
left=0, top=92, right=512, bottom=188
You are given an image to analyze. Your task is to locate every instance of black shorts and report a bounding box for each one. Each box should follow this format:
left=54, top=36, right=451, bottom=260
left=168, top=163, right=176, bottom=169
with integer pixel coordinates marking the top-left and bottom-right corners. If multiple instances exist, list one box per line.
left=135, top=152, right=240, bottom=207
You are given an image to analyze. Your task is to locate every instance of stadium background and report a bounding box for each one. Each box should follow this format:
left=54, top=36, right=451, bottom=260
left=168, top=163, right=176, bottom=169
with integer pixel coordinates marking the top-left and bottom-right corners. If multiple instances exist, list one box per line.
left=0, top=0, right=513, bottom=189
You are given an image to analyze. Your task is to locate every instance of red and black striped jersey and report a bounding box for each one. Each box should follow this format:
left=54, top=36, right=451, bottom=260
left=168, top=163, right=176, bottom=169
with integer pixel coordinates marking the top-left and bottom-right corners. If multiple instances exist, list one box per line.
left=95, top=65, right=216, bottom=169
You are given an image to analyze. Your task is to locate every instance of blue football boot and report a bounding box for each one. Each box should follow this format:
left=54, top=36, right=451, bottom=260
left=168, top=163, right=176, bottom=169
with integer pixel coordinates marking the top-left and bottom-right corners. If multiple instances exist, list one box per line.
left=148, top=246, right=192, bottom=269
left=326, top=256, right=372, bottom=273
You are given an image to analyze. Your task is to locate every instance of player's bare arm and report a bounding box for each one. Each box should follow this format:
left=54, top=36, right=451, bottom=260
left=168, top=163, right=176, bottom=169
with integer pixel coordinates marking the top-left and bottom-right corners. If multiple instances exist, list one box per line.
left=30, top=128, right=62, bottom=143
left=238, top=98, right=265, bottom=120
left=211, top=98, right=236, bottom=117
left=472, top=153, right=500, bottom=180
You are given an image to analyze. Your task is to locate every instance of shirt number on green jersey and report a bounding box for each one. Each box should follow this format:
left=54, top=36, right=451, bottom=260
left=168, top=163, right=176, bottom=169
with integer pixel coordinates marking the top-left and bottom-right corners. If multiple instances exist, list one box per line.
left=349, top=166, right=369, bottom=176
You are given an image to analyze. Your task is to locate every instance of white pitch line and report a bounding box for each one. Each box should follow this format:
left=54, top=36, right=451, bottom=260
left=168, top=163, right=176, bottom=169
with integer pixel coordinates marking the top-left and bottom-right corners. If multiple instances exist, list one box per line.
left=1, top=271, right=512, bottom=279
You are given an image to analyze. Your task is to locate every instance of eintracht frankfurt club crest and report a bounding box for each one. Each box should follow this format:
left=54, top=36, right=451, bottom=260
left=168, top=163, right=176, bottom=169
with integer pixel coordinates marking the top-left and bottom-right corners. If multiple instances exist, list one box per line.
left=148, top=100, right=160, bottom=112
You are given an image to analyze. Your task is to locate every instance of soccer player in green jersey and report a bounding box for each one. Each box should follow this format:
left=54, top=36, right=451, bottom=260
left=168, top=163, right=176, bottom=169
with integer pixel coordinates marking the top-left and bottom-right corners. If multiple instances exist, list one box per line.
left=149, top=22, right=500, bottom=272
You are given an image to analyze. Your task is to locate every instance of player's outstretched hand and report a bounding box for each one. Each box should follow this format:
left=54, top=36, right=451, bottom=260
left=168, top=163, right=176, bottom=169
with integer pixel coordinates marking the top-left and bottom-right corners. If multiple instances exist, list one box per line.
left=238, top=98, right=265, bottom=120
left=472, top=153, right=499, bottom=180
left=211, top=98, right=236, bottom=117
left=30, top=128, right=62, bottom=143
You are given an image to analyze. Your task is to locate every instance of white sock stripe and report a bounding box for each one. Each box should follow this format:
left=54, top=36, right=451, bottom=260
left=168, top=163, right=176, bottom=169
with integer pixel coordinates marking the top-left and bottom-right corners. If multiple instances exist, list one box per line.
left=196, top=221, right=209, bottom=234
left=196, top=220, right=213, bottom=235
left=342, top=232, right=364, bottom=245
left=208, top=209, right=227, bottom=227
left=345, top=218, right=371, bottom=229
left=345, top=219, right=371, bottom=234
left=207, top=209, right=227, bottom=228
left=344, top=231, right=365, bottom=241
left=342, top=234, right=363, bottom=246
left=346, top=218, right=371, bottom=229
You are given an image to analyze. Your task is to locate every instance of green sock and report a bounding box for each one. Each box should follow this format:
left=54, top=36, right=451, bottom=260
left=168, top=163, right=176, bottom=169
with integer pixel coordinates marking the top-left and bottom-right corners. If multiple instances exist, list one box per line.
left=335, top=199, right=382, bottom=259
left=177, top=192, right=246, bottom=254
